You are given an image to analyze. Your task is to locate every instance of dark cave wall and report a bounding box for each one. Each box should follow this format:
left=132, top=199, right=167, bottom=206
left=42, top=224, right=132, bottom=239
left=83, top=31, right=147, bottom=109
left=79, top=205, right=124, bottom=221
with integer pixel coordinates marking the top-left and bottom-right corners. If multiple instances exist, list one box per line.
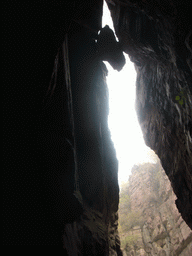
left=68, top=24, right=120, bottom=212
left=3, top=1, right=123, bottom=253
left=61, top=23, right=122, bottom=255
left=135, top=61, right=192, bottom=229
left=3, top=0, right=109, bottom=248
left=107, top=0, right=192, bottom=229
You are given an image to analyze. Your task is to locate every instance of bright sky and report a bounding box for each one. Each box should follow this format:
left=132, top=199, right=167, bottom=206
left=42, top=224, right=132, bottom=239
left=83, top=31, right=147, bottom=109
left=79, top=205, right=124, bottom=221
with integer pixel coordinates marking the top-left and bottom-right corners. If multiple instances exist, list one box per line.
left=102, top=1, right=156, bottom=187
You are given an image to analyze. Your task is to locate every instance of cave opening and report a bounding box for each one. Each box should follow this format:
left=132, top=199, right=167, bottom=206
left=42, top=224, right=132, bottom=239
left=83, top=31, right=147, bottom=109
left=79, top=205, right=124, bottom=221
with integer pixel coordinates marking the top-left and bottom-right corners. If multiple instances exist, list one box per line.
left=102, top=1, right=156, bottom=187
left=3, top=0, right=191, bottom=250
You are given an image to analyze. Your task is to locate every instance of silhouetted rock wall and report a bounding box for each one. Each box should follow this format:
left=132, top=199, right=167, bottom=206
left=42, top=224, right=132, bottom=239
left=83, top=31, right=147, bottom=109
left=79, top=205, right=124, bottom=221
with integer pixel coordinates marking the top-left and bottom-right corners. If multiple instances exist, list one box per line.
left=107, top=0, right=192, bottom=229
left=61, top=25, right=122, bottom=254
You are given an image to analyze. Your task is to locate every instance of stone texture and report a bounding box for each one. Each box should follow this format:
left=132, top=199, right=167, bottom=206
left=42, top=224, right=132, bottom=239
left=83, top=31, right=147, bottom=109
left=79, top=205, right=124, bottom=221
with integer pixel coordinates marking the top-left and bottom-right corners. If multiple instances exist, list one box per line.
left=49, top=26, right=124, bottom=254
left=108, top=0, right=192, bottom=229
left=119, top=162, right=192, bottom=256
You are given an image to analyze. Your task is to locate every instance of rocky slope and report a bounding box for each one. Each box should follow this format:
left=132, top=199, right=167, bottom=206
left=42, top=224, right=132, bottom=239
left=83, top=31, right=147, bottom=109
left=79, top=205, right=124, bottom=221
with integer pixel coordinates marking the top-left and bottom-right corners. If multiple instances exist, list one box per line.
left=119, top=161, right=192, bottom=256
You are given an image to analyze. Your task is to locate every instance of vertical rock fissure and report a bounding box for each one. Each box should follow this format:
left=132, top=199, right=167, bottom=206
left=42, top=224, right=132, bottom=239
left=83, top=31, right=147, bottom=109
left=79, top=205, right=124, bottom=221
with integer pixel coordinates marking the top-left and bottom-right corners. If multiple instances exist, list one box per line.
left=3, top=1, right=191, bottom=252
left=158, top=210, right=172, bottom=254
left=63, top=34, right=80, bottom=196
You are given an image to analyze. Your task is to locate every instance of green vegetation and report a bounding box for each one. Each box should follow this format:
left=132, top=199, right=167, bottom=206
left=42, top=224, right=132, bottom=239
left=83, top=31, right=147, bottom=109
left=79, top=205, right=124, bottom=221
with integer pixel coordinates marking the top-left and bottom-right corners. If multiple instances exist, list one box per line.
left=119, top=211, right=144, bottom=233
left=121, top=234, right=139, bottom=250
left=175, top=88, right=187, bottom=105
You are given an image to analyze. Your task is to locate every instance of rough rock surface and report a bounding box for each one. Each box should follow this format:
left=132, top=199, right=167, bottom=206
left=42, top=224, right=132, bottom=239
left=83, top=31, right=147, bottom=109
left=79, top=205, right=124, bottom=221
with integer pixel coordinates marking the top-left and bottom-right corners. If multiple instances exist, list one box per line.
left=119, top=162, right=192, bottom=256
left=108, top=0, right=192, bottom=228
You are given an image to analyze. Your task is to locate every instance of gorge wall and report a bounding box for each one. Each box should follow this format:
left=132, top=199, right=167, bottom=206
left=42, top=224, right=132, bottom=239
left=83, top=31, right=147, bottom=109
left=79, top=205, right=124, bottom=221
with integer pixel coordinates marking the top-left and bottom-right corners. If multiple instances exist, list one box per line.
left=107, top=0, right=192, bottom=230
left=3, top=0, right=192, bottom=254
left=119, top=162, right=192, bottom=255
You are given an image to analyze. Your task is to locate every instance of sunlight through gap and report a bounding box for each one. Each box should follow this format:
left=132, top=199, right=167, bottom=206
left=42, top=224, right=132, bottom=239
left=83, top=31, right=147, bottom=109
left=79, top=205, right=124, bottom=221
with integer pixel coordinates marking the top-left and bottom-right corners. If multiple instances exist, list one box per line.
left=102, top=1, right=156, bottom=187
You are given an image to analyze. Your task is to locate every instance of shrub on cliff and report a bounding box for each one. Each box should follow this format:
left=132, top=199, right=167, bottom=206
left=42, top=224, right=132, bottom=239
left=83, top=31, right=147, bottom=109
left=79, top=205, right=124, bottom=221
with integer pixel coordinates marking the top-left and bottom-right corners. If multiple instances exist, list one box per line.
left=121, top=234, right=138, bottom=250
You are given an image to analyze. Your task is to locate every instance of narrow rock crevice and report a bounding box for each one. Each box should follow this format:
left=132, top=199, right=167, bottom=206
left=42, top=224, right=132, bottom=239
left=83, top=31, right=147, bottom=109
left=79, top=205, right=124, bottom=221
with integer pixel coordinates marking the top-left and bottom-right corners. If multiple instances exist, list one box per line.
left=3, top=0, right=191, bottom=253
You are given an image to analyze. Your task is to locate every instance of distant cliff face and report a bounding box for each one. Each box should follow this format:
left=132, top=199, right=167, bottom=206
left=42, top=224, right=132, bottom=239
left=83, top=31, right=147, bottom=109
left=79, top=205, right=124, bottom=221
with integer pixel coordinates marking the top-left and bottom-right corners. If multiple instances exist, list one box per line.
left=119, top=162, right=192, bottom=256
